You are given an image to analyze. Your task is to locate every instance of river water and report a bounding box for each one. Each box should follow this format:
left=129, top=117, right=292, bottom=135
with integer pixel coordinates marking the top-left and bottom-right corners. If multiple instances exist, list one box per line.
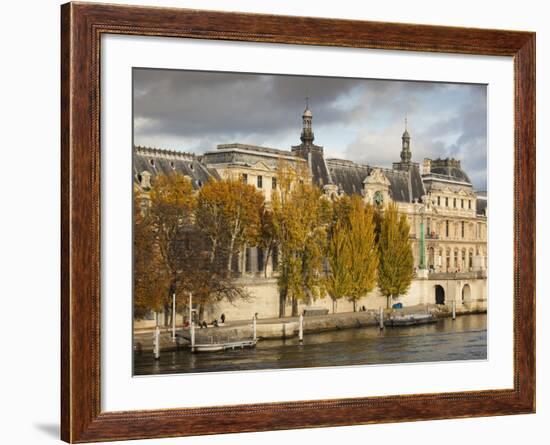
left=133, top=314, right=487, bottom=376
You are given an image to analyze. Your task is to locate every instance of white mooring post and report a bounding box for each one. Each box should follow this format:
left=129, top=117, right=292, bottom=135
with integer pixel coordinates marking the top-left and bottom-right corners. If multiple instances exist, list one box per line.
left=172, top=292, right=176, bottom=342
left=154, top=325, right=160, bottom=360
left=299, top=314, right=304, bottom=342
left=190, top=322, right=195, bottom=352
left=379, top=307, right=384, bottom=330
left=253, top=315, right=257, bottom=342
left=452, top=300, right=456, bottom=320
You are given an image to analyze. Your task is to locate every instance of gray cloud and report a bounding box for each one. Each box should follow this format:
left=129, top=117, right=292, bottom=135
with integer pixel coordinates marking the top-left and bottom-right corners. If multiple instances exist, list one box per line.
left=133, top=68, right=487, bottom=190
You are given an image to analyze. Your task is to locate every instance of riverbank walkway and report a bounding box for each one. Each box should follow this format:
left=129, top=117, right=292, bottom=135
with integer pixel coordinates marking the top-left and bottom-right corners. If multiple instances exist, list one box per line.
left=134, top=303, right=485, bottom=353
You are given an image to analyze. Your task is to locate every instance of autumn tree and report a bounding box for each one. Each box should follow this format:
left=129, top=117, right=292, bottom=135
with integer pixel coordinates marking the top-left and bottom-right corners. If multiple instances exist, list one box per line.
left=325, top=219, right=352, bottom=313
left=147, top=173, right=196, bottom=325
left=377, top=203, right=414, bottom=309
left=133, top=194, right=171, bottom=321
left=271, top=160, right=329, bottom=317
left=193, top=178, right=263, bottom=319
left=347, top=197, right=379, bottom=311
left=196, top=178, right=264, bottom=273
left=325, top=196, right=378, bottom=313
left=257, top=204, right=277, bottom=278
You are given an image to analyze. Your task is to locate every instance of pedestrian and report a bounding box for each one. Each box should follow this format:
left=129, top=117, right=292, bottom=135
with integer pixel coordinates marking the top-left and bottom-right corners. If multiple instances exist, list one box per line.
left=220, top=313, right=226, bottom=324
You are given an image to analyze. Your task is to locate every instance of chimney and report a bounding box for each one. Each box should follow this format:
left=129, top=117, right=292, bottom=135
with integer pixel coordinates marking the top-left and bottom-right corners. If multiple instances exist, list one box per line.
left=422, top=158, right=432, bottom=175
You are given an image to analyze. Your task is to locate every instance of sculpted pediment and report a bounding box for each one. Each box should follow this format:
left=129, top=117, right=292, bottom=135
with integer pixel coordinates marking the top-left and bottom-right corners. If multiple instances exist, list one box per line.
left=250, top=161, right=274, bottom=172
left=363, top=168, right=391, bottom=186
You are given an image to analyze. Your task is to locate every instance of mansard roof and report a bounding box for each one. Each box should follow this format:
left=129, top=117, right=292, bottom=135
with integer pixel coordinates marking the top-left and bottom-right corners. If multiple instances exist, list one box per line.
left=386, top=167, right=425, bottom=203
left=133, top=146, right=217, bottom=189
left=309, top=150, right=332, bottom=188
left=425, top=158, right=472, bottom=185
left=326, top=159, right=425, bottom=203
left=134, top=145, right=478, bottom=207
left=327, top=159, right=371, bottom=196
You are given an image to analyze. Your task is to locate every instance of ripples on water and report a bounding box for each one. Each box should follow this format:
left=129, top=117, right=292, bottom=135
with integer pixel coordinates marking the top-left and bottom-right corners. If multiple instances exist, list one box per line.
left=134, top=314, right=487, bottom=376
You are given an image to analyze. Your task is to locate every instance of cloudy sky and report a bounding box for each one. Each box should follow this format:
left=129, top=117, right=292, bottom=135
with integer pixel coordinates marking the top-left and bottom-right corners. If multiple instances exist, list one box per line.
left=133, top=68, right=487, bottom=190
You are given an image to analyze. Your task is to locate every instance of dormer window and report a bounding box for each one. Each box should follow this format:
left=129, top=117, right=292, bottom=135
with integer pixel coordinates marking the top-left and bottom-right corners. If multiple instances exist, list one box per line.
left=189, top=163, right=194, bottom=171
left=149, top=159, right=155, bottom=167
left=170, top=161, right=175, bottom=169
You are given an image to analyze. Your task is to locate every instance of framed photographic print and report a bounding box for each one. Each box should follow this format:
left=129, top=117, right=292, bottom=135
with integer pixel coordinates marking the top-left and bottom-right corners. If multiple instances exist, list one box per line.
left=61, top=2, right=535, bottom=442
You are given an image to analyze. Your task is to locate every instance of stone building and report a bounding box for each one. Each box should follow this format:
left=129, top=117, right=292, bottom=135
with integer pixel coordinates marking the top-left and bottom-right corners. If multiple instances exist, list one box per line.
left=134, top=104, right=487, bottom=322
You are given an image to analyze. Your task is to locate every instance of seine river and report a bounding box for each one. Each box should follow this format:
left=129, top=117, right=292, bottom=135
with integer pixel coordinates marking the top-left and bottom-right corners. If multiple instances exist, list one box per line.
left=133, top=313, right=487, bottom=375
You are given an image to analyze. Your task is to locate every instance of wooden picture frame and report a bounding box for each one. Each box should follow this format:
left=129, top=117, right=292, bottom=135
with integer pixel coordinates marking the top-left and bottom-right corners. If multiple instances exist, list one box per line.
left=61, top=2, right=535, bottom=442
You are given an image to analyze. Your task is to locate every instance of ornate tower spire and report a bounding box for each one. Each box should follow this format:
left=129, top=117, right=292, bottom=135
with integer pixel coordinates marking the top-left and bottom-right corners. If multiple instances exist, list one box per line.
left=300, top=97, right=314, bottom=146
left=400, top=117, right=412, bottom=163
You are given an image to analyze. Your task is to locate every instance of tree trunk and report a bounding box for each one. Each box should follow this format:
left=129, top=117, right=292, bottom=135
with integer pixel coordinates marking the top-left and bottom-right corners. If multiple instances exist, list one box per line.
left=353, top=300, right=357, bottom=312
left=332, top=299, right=336, bottom=314
left=164, top=305, right=170, bottom=327
left=226, top=237, right=236, bottom=272
left=226, top=220, right=239, bottom=272
left=168, top=306, right=173, bottom=327
left=387, top=295, right=392, bottom=309
left=291, top=297, right=299, bottom=317
left=264, top=245, right=272, bottom=278
left=279, top=288, right=287, bottom=318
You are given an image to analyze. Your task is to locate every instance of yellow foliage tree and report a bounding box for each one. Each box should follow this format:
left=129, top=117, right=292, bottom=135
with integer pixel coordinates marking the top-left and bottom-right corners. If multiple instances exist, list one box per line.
left=147, top=173, right=196, bottom=324
left=377, top=203, right=414, bottom=309
left=272, top=160, right=329, bottom=317
left=196, top=178, right=264, bottom=272
left=325, top=218, right=353, bottom=313
left=347, top=196, right=379, bottom=311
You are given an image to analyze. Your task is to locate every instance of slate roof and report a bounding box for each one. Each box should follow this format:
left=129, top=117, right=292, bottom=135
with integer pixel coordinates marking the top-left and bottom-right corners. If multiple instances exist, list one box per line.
left=326, top=159, right=425, bottom=203
left=427, top=159, right=472, bottom=184
left=327, top=159, right=370, bottom=196
left=430, top=166, right=471, bottom=183
left=133, top=146, right=217, bottom=189
left=409, top=166, right=427, bottom=202
left=385, top=168, right=425, bottom=203
left=309, top=150, right=332, bottom=188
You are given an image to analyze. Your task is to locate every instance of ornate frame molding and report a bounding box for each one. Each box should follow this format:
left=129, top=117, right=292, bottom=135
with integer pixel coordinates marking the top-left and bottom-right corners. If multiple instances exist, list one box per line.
left=61, top=2, right=535, bottom=442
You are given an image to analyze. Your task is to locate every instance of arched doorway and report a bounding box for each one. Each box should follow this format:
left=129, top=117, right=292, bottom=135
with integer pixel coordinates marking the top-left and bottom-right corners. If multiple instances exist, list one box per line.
left=435, top=285, right=445, bottom=305
left=462, top=284, right=471, bottom=303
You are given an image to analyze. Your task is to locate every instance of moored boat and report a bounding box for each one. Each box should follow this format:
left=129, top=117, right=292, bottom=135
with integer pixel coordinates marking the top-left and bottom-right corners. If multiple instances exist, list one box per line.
left=388, top=313, right=436, bottom=327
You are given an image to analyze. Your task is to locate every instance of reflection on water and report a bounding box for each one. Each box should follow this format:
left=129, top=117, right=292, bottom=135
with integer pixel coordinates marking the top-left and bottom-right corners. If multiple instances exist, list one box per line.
left=134, top=314, right=487, bottom=376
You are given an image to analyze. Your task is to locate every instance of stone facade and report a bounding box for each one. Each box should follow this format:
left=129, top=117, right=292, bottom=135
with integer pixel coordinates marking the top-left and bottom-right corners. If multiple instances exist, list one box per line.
left=134, top=104, right=487, bottom=323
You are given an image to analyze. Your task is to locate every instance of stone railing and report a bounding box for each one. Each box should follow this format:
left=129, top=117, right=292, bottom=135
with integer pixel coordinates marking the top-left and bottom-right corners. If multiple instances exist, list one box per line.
left=427, top=270, right=487, bottom=280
